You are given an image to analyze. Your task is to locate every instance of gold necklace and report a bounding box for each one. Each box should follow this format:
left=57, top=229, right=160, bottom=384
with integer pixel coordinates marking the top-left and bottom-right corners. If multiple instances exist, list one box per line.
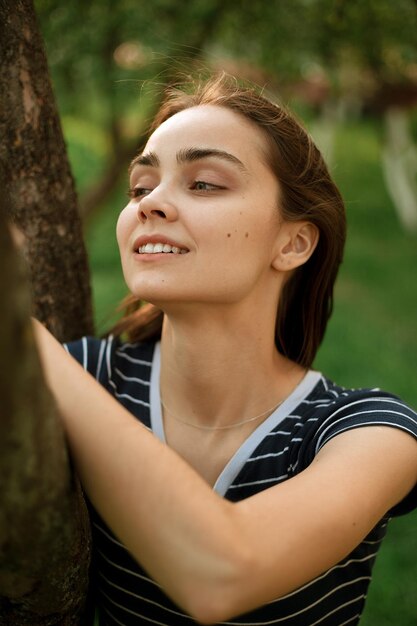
left=161, top=398, right=284, bottom=431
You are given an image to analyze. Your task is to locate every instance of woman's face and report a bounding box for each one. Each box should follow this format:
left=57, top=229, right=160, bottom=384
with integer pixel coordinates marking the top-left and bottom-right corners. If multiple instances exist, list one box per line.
left=117, top=104, right=284, bottom=309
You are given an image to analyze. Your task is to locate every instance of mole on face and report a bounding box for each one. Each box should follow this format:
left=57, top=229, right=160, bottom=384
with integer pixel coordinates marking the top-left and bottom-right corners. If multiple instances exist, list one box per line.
left=245, top=232, right=249, bottom=238
left=227, top=233, right=231, bottom=237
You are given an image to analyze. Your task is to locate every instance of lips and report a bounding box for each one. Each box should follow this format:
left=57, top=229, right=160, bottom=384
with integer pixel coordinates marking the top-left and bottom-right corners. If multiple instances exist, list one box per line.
left=133, top=234, right=189, bottom=255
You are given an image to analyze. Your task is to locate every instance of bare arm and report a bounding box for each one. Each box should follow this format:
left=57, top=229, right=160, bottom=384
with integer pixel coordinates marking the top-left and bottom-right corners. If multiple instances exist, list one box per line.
left=33, top=320, right=417, bottom=623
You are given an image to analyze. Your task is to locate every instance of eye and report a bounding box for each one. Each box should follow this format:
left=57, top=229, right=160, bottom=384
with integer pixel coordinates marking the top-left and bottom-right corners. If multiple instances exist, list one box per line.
left=191, top=181, right=224, bottom=192
left=127, top=187, right=152, bottom=200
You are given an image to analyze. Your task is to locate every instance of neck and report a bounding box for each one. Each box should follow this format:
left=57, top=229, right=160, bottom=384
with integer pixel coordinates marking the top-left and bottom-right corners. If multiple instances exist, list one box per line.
left=159, top=304, right=306, bottom=430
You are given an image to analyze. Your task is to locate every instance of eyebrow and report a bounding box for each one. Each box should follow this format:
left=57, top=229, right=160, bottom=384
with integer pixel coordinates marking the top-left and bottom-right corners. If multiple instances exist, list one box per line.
left=130, top=147, right=248, bottom=173
left=130, top=152, right=160, bottom=169
left=177, top=147, right=248, bottom=172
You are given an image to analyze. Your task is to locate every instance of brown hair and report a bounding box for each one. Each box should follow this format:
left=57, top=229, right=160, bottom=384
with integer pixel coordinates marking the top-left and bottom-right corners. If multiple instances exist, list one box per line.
left=111, top=73, right=346, bottom=368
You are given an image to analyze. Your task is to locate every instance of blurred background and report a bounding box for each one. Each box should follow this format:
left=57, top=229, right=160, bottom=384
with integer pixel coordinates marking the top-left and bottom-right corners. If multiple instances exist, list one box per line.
left=34, top=1, right=417, bottom=623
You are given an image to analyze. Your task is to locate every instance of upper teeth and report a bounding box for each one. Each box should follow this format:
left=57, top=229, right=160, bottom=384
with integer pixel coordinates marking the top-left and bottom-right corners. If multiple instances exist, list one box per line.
left=138, top=242, right=187, bottom=254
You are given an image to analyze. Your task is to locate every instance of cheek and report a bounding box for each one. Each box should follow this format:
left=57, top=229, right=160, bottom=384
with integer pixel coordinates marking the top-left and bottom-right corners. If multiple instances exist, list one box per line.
left=116, top=206, right=133, bottom=250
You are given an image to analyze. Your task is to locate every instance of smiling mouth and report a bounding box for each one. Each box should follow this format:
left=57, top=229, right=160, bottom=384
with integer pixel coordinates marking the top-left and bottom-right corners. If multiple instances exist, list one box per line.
left=137, top=242, right=188, bottom=255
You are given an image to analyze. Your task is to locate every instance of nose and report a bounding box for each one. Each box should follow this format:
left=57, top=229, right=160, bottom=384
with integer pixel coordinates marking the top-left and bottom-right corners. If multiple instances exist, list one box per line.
left=137, top=188, right=178, bottom=223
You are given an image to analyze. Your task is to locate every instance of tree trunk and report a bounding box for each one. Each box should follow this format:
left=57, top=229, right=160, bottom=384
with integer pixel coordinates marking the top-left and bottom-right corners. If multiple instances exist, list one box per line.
left=382, top=107, right=417, bottom=233
left=0, top=1, right=93, bottom=622
left=0, top=0, right=94, bottom=342
left=0, top=187, right=91, bottom=624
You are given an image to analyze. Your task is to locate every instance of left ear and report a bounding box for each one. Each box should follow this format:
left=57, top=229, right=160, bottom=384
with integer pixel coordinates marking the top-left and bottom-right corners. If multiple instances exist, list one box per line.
left=272, top=221, right=319, bottom=272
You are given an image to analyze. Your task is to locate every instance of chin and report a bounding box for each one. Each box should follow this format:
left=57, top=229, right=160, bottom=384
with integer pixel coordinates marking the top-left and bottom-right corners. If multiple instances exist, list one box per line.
left=126, top=277, right=252, bottom=308
left=128, top=283, right=187, bottom=306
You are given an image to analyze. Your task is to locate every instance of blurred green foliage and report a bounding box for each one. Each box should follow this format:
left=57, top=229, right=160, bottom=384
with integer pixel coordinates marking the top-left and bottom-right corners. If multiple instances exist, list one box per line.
left=36, top=0, right=417, bottom=117
left=35, top=0, right=417, bottom=222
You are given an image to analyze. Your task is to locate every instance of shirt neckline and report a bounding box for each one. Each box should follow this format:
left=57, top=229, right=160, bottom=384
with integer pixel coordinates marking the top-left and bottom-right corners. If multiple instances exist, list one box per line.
left=150, top=341, right=322, bottom=495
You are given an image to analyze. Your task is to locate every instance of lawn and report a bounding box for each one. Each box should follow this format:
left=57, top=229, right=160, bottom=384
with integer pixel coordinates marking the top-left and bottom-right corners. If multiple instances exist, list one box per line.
left=316, top=119, right=417, bottom=626
left=68, top=113, right=417, bottom=625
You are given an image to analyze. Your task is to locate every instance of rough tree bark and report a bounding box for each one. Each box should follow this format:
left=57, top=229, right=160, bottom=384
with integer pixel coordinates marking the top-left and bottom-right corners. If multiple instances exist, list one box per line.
left=0, top=0, right=94, bottom=341
left=0, top=0, right=93, bottom=622
left=0, top=187, right=91, bottom=624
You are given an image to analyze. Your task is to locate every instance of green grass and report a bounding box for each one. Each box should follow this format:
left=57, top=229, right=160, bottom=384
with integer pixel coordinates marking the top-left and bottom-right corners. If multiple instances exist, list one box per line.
left=315, top=120, right=417, bottom=625
left=360, top=511, right=417, bottom=626
left=315, top=120, right=417, bottom=408
left=67, top=115, right=417, bottom=625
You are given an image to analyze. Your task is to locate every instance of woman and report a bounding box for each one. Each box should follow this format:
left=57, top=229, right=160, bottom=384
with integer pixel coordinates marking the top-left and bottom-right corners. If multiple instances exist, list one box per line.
left=34, top=74, right=417, bottom=626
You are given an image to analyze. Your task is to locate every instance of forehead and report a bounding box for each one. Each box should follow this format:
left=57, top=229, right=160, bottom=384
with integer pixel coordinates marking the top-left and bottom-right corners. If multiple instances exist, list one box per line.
left=145, top=105, right=270, bottom=164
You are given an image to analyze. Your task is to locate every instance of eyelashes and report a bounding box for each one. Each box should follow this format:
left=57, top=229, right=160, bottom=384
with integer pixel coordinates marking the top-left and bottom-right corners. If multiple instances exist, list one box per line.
left=127, top=181, right=225, bottom=200
left=127, top=187, right=152, bottom=199
left=190, top=181, right=224, bottom=192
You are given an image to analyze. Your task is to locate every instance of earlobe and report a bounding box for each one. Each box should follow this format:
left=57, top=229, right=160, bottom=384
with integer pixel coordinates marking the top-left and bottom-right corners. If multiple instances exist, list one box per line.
left=272, top=222, right=319, bottom=272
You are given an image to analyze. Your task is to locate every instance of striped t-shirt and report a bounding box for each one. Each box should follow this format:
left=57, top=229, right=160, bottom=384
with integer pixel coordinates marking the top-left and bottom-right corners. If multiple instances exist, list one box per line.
left=65, top=336, right=417, bottom=626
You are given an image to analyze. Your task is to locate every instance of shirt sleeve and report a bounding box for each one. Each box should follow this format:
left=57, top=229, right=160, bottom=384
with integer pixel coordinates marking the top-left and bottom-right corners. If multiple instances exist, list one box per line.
left=63, top=335, right=115, bottom=387
left=312, top=389, right=417, bottom=516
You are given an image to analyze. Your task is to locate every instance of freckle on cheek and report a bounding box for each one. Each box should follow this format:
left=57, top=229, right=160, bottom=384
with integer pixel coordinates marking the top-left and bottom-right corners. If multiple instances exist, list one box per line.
left=227, top=233, right=231, bottom=237
left=245, top=232, right=249, bottom=238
